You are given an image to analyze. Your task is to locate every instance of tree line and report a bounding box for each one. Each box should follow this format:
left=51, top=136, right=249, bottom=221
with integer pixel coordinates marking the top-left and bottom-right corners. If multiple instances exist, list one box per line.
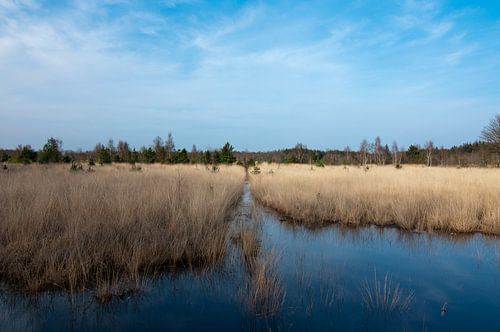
left=236, top=140, right=497, bottom=167
left=238, top=115, right=500, bottom=167
left=2, top=115, right=499, bottom=168
left=0, top=133, right=236, bottom=166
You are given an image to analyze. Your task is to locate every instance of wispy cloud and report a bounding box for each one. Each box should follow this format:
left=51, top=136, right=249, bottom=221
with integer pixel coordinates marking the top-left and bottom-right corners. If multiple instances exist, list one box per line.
left=163, top=0, right=197, bottom=8
left=190, top=4, right=262, bottom=51
left=445, top=45, right=477, bottom=65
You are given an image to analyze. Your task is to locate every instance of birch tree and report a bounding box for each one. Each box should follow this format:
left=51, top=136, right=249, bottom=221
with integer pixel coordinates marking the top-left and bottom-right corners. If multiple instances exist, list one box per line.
left=425, top=140, right=434, bottom=167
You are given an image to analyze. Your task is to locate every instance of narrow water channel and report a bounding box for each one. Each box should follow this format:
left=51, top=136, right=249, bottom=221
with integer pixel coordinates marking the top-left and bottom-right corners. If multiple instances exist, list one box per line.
left=1, top=182, right=499, bottom=331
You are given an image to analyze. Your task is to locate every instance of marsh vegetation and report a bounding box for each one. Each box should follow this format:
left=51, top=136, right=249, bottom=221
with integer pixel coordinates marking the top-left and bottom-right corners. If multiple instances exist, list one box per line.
left=0, top=164, right=245, bottom=297
left=251, top=164, right=500, bottom=234
left=0, top=163, right=499, bottom=331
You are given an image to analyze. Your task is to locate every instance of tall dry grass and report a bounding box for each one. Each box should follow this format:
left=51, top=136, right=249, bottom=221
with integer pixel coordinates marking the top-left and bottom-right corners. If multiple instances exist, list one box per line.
left=250, top=164, right=500, bottom=234
left=0, top=164, right=245, bottom=296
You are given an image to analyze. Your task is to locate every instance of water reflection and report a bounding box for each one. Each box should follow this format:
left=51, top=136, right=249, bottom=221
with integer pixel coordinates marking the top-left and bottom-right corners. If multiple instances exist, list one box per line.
left=0, top=183, right=499, bottom=331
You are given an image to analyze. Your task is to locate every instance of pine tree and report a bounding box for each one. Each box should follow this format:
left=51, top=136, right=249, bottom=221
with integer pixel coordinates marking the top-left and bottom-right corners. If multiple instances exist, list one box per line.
left=219, top=142, right=236, bottom=164
left=38, top=137, right=62, bottom=163
left=204, top=150, right=212, bottom=164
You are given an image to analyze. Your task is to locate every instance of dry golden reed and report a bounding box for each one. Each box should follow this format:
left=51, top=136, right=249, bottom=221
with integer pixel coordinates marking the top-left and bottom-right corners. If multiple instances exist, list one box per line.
left=250, top=164, right=500, bottom=234
left=0, top=164, right=245, bottom=295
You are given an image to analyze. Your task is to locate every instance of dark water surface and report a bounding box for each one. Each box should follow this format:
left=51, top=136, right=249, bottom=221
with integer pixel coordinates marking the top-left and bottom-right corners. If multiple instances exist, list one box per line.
left=1, top=183, right=499, bottom=331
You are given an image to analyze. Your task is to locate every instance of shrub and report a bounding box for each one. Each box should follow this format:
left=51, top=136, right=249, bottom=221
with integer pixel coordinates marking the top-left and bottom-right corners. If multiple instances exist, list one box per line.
left=14, top=145, right=37, bottom=164
left=98, top=148, right=112, bottom=165
left=315, top=160, right=325, bottom=168
left=130, top=163, right=142, bottom=172
left=245, top=158, right=256, bottom=167
left=1, top=152, right=10, bottom=163
left=69, top=161, right=83, bottom=172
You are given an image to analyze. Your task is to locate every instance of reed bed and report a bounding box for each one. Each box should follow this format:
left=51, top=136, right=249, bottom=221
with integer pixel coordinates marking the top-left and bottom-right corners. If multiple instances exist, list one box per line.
left=250, top=164, right=500, bottom=234
left=0, top=164, right=245, bottom=296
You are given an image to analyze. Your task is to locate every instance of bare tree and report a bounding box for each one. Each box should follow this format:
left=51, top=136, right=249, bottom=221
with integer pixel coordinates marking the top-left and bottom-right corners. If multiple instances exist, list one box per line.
left=481, top=114, right=500, bottom=166
left=360, top=139, right=369, bottom=166
left=165, top=132, right=175, bottom=161
left=117, top=140, right=131, bottom=162
left=391, top=141, right=400, bottom=165
left=425, top=140, right=434, bottom=167
left=368, top=143, right=375, bottom=164
left=153, top=136, right=165, bottom=162
left=344, top=146, right=351, bottom=164
left=439, top=146, right=445, bottom=166
left=294, top=143, right=307, bottom=163
left=107, top=139, right=115, bottom=153
left=107, top=138, right=116, bottom=161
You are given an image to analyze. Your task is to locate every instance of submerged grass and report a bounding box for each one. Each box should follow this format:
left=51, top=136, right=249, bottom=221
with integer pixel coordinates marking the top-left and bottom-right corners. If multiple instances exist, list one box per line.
left=360, top=271, right=415, bottom=314
left=232, top=204, right=286, bottom=318
left=250, top=164, right=500, bottom=234
left=0, top=164, right=245, bottom=297
left=245, top=252, right=286, bottom=318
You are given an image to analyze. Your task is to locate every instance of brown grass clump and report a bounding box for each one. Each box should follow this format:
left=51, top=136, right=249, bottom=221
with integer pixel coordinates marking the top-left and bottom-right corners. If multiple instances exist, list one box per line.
left=250, top=164, right=500, bottom=234
left=0, top=164, right=245, bottom=296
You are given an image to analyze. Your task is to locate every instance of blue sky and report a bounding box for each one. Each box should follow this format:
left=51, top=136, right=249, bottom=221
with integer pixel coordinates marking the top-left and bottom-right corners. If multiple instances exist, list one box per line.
left=1, top=0, right=499, bottom=151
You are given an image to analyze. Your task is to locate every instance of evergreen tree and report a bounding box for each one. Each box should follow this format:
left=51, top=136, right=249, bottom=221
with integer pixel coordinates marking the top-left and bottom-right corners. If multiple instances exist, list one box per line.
left=219, top=142, right=236, bottom=164
left=14, top=145, right=37, bottom=164
left=190, top=144, right=199, bottom=164
left=140, top=147, right=155, bottom=164
left=204, top=150, right=212, bottom=164
left=94, top=143, right=111, bottom=164
left=213, top=150, right=221, bottom=164
left=130, top=148, right=139, bottom=164
left=38, top=137, right=62, bottom=163
left=406, top=145, right=422, bottom=164
left=175, top=148, right=189, bottom=163
left=99, top=148, right=112, bottom=164
left=1, top=151, right=9, bottom=162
